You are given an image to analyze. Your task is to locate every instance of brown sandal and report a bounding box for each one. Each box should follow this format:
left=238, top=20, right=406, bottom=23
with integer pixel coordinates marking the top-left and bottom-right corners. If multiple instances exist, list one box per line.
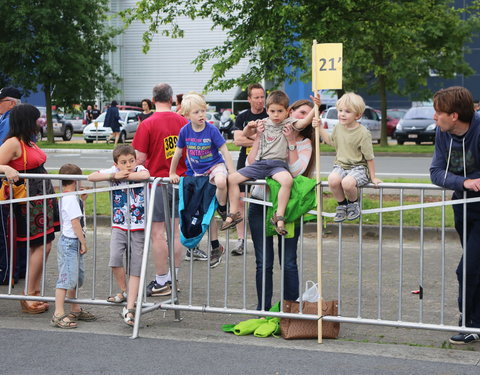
left=51, top=313, right=78, bottom=329
left=20, top=292, right=47, bottom=314
left=35, top=291, right=49, bottom=311
left=68, top=309, right=97, bottom=322
left=270, top=212, right=288, bottom=236
left=220, top=211, right=243, bottom=231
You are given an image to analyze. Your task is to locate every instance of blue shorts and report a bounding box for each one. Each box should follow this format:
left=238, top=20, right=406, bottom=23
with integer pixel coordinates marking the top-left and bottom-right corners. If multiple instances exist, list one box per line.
left=56, top=235, right=85, bottom=290
left=237, top=160, right=289, bottom=180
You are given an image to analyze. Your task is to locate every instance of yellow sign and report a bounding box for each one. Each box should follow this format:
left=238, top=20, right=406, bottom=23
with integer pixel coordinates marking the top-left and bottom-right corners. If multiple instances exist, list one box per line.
left=312, top=42, right=343, bottom=90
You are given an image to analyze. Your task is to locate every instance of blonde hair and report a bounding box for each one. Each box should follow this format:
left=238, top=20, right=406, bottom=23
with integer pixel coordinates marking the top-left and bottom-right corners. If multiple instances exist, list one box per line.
left=336, top=92, right=365, bottom=116
left=180, top=92, right=207, bottom=116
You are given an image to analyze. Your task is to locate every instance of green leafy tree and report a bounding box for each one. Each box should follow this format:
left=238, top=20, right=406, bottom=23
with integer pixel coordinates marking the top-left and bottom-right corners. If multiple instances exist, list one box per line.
left=123, top=0, right=480, bottom=146
left=0, top=0, right=120, bottom=142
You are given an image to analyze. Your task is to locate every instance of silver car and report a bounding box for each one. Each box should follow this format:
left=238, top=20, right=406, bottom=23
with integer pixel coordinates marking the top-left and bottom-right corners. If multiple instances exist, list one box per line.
left=319, top=106, right=381, bottom=142
left=83, top=110, right=141, bottom=143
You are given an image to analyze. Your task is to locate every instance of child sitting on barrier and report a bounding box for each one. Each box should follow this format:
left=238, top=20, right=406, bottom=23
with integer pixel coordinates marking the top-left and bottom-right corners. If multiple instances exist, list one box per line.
left=52, top=163, right=96, bottom=329
left=88, top=145, right=150, bottom=327
left=169, top=92, right=236, bottom=268
left=312, top=92, right=382, bottom=222
left=223, top=90, right=314, bottom=235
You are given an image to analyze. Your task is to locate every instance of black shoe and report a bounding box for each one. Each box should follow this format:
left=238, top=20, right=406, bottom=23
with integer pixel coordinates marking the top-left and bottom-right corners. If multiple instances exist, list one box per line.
left=449, top=332, right=480, bottom=345
left=146, top=280, right=172, bottom=297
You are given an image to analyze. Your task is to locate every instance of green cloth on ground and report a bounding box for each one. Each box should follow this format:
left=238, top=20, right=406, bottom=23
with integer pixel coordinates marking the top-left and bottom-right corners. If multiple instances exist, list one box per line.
left=253, top=318, right=280, bottom=337
left=222, top=324, right=236, bottom=333
left=233, top=319, right=266, bottom=336
left=266, top=175, right=317, bottom=237
left=222, top=302, right=282, bottom=337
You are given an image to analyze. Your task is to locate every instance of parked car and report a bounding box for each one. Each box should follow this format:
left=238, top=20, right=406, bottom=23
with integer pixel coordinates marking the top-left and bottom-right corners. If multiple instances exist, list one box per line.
left=394, top=106, right=436, bottom=145
left=319, top=106, right=381, bottom=142
left=206, top=111, right=221, bottom=128
left=374, top=108, right=408, bottom=137
left=36, top=107, right=74, bottom=141
left=83, top=110, right=141, bottom=143
left=63, top=112, right=86, bottom=133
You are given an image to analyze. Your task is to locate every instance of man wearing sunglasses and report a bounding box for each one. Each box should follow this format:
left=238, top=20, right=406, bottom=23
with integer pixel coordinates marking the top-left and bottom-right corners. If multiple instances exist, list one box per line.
left=0, top=87, right=22, bottom=144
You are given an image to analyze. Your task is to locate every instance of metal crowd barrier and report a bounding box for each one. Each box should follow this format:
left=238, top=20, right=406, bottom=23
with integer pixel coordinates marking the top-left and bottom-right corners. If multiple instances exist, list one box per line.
left=1, top=173, right=479, bottom=341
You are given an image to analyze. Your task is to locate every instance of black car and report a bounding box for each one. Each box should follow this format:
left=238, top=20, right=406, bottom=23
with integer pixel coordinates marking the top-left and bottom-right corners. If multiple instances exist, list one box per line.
left=394, top=106, right=436, bottom=145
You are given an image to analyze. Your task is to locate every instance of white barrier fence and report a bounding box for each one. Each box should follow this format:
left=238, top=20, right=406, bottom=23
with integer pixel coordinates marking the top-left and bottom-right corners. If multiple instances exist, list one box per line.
left=0, top=173, right=478, bottom=341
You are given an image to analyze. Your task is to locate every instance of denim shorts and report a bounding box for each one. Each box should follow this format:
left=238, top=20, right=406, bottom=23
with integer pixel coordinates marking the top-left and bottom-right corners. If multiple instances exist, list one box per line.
left=56, top=235, right=85, bottom=290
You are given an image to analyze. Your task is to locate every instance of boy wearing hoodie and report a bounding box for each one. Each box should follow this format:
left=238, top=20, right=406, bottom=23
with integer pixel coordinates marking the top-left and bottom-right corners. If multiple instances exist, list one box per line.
left=430, top=86, right=480, bottom=345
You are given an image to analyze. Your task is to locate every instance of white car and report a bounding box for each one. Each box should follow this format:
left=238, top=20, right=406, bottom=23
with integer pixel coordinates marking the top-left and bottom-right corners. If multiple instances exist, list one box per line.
left=319, top=106, right=381, bottom=142
left=83, top=110, right=141, bottom=143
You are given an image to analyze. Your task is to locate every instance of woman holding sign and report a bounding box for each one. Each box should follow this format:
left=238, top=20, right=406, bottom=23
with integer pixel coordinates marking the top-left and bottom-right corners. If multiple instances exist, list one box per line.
left=248, top=99, right=315, bottom=311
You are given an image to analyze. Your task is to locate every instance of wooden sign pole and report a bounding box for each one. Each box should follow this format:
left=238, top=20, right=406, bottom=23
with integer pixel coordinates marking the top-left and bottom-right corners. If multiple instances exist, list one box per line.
left=312, top=39, right=323, bottom=344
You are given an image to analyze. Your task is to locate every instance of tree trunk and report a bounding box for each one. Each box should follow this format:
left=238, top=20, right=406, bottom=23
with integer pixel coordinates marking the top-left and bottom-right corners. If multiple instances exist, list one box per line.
left=379, top=75, right=388, bottom=147
left=44, top=83, right=54, bottom=143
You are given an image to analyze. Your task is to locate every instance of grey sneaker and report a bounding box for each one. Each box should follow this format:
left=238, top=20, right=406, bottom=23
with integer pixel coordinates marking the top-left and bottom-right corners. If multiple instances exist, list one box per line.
left=346, top=201, right=360, bottom=221
left=449, top=332, right=480, bottom=345
left=334, top=205, right=347, bottom=222
left=231, top=239, right=244, bottom=256
left=210, top=245, right=225, bottom=268
left=184, top=246, right=208, bottom=261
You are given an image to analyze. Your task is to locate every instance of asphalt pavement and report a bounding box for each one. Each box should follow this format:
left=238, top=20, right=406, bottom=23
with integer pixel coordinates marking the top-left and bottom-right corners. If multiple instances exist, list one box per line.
left=2, top=328, right=479, bottom=375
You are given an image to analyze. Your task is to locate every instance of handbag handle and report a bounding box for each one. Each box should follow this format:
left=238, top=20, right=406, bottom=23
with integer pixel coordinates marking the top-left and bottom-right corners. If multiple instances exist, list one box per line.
left=20, top=140, right=27, bottom=172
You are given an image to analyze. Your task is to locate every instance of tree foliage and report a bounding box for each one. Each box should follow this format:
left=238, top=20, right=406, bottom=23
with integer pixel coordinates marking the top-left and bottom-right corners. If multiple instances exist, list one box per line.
left=123, top=0, right=480, bottom=145
left=0, top=0, right=120, bottom=142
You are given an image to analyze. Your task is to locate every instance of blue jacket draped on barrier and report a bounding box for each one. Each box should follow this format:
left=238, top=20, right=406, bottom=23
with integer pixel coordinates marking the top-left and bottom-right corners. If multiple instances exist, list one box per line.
left=178, top=176, right=217, bottom=248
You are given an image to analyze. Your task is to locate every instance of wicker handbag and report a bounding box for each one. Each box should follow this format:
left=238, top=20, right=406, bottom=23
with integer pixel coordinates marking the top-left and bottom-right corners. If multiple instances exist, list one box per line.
left=280, top=299, right=340, bottom=339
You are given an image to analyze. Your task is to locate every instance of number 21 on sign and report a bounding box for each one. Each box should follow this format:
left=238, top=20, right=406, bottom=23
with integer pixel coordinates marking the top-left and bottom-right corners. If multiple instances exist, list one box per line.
left=312, top=42, right=343, bottom=90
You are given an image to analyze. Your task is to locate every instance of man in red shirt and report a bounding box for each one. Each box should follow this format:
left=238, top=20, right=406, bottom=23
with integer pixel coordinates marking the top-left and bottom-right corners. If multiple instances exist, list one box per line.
left=133, top=83, right=188, bottom=297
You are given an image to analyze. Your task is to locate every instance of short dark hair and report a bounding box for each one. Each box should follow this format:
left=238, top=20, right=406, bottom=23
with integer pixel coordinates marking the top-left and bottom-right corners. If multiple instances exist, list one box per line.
left=266, top=90, right=289, bottom=110
left=153, top=83, right=173, bottom=103
left=112, top=144, right=136, bottom=163
left=247, top=83, right=264, bottom=97
left=8, top=104, right=40, bottom=144
left=433, top=86, right=474, bottom=124
left=111, top=100, right=118, bottom=107
left=141, top=99, right=153, bottom=110
left=59, top=163, right=82, bottom=187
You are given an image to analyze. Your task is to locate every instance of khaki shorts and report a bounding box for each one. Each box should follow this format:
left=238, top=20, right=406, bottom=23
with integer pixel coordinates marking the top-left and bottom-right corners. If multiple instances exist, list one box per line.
left=331, top=165, right=369, bottom=187
left=109, top=228, right=145, bottom=277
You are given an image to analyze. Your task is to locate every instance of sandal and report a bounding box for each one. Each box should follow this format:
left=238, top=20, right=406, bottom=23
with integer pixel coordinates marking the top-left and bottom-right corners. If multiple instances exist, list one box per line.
left=107, top=291, right=127, bottom=303
left=20, top=292, right=47, bottom=314
left=20, top=299, right=47, bottom=314
left=220, top=211, right=243, bottom=231
left=270, top=212, right=288, bottom=236
left=51, top=313, right=78, bottom=329
left=35, top=291, right=49, bottom=311
left=121, top=307, right=135, bottom=327
left=68, top=308, right=97, bottom=322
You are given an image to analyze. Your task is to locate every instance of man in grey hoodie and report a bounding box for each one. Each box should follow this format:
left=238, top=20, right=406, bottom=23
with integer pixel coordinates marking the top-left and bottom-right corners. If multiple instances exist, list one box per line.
left=430, top=86, right=480, bottom=345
